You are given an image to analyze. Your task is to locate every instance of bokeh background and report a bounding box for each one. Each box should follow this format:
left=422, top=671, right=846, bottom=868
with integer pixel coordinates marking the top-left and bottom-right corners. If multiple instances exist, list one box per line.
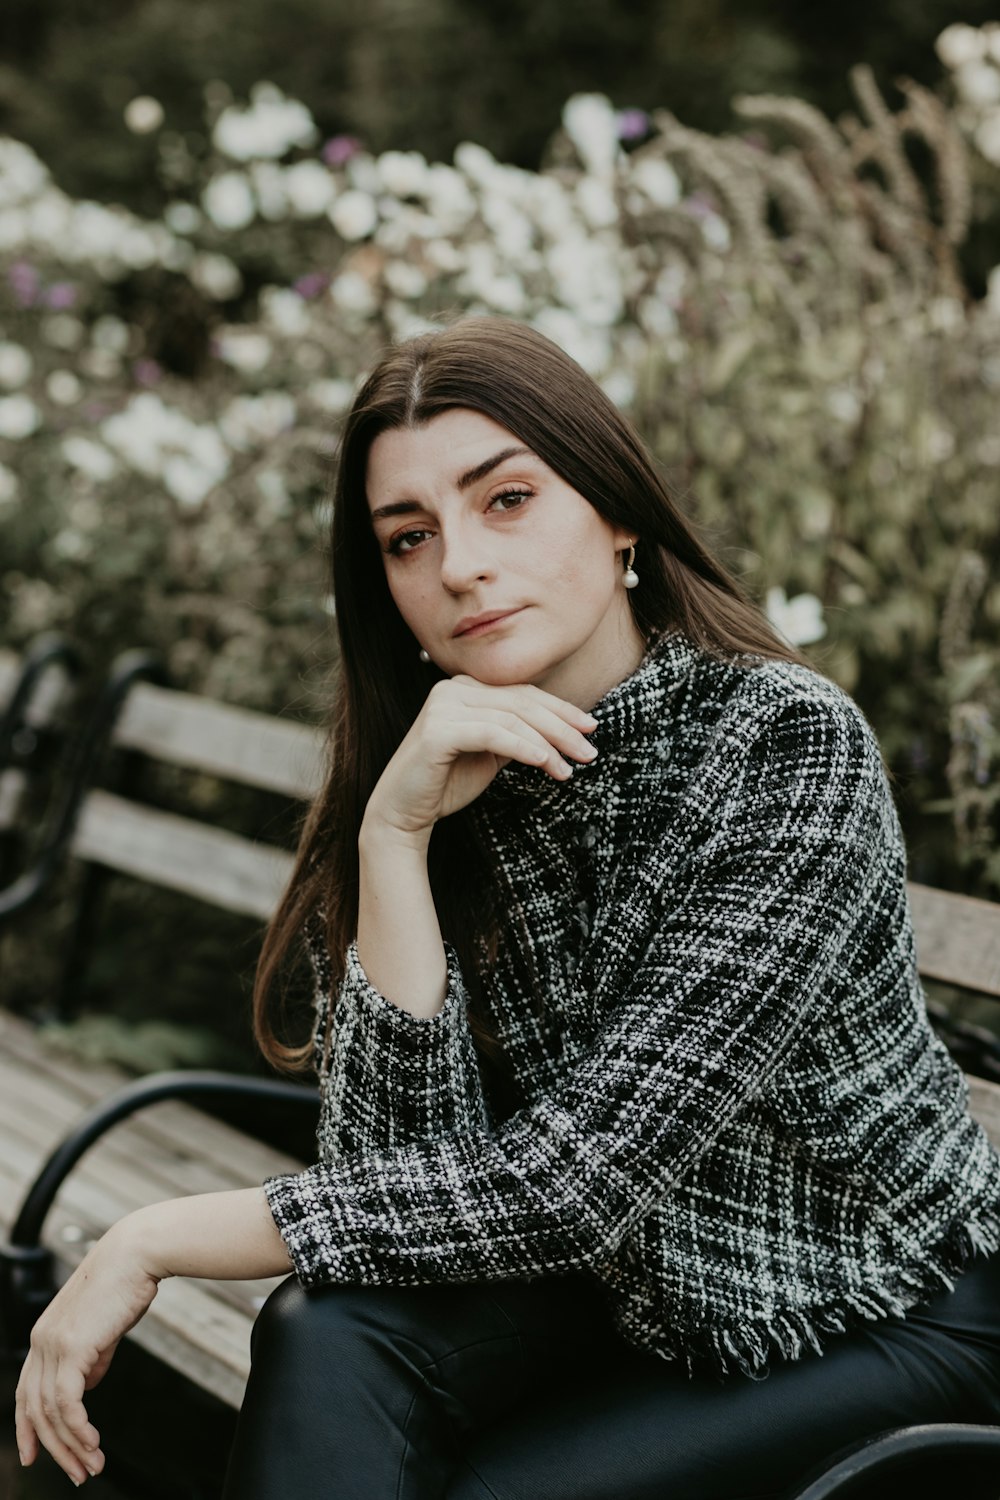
left=0, top=2, right=998, bottom=1067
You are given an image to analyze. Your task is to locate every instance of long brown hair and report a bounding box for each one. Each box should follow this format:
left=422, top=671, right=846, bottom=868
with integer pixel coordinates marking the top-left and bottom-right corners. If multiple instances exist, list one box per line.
left=253, top=314, right=814, bottom=1075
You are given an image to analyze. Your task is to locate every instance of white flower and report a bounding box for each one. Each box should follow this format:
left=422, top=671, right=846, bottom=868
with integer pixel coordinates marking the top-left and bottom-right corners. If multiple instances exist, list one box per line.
left=283, top=159, right=335, bottom=216
left=825, top=386, right=862, bottom=425
left=164, top=201, right=201, bottom=234
left=256, top=469, right=291, bottom=519
left=124, top=96, right=164, bottom=134
left=546, top=237, right=624, bottom=324
left=328, top=188, right=377, bottom=240
left=383, top=261, right=428, bottom=300
left=453, top=141, right=502, bottom=189
left=0, top=206, right=27, bottom=251
left=162, top=456, right=215, bottom=508
left=46, top=370, right=82, bottom=405
left=260, top=285, right=311, bottom=334
left=307, top=378, right=355, bottom=413
left=0, top=394, right=40, bottom=439
left=218, top=391, right=296, bottom=450
left=212, top=85, right=318, bottom=162
left=575, top=176, right=618, bottom=229
left=936, top=23, right=986, bottom=70
left=62, top=435, right=119, bottom=481
left=700, top=212, right=731, bottom=252
left=248, top=162, right=288, bottom=220
left=376, top=149, right=430, bottom=199
left=101, top=395, right=230, bottom=503
left=189, top=252, right=243, bottom=300
left=600, top=368, right=636, bottom=408
left=91, top=316, right=131, bottom=353
left=68, top=201, right=131, bottom=260
left=202, top=171, right=256, bottom=231
left=0, top=461, right=19, bottom=506
left=215, top=329, right=272, bottom=372
left=562, top=94, right=621, bottom=178
left=26, top=190, right=72, bottom=245
left=976, top=114, right=1000, bottom=166
left=0, top=342, right=32, bottom=388
left=51, top=528, right=90, bottom=560
left=955, top=60, right=1000, bottom=106
left=329, top=269, right=378, bottom=316
left=529, top=307, right=610, bottom=376
left=629, top=156, right=682, bottom=209
left=986, top=264, right=1000, bottom=315
left=0, top=138, right=49, bottom=204
left=42, top=314, right=85, bottom=349
left=424, top=165, right=476, bottom=232
left=764, top=587, right=826, bottom=646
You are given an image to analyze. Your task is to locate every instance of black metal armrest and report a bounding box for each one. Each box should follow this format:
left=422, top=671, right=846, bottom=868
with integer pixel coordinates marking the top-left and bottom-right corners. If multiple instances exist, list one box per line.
left=0, top=1069, right=318, bottom=1363
left=788, top=1422, right=1000, bottom=1498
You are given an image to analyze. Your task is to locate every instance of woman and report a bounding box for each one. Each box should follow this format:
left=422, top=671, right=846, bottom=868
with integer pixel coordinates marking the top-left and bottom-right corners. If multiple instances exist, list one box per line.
left=15, top=315, right=1000, bottom=1498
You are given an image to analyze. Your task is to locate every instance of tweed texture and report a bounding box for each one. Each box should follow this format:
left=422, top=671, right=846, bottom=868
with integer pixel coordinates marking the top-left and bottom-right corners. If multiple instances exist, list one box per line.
left=265, top=627, right=1000, bottom=1378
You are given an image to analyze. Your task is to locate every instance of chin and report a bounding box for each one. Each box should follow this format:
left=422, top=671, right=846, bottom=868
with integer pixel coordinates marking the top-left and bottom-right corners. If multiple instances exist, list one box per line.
left=448, top=642, right=564, bottom=687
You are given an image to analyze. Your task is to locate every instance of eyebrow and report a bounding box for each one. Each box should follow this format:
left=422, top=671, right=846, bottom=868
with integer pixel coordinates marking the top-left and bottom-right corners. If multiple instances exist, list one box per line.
left=369, top=445, right=535, bottom=523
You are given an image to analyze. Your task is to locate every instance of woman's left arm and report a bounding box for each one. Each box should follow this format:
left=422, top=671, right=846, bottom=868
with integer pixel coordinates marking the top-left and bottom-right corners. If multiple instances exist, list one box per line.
left=14, top=1186, right=291, bottom=1486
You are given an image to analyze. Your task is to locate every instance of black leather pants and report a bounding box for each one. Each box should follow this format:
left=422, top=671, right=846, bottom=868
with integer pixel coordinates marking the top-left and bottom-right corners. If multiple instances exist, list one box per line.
left=220, top=1250, right=1000, bottom=1500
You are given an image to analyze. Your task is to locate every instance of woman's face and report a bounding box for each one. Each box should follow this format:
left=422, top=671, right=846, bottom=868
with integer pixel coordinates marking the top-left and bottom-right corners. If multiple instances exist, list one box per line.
left=365, top=407, right=646, bottom=706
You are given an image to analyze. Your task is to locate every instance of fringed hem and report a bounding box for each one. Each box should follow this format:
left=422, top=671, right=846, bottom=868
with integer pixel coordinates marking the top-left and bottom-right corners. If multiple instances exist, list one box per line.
left=621, top=1192, right=1000, bottom=1383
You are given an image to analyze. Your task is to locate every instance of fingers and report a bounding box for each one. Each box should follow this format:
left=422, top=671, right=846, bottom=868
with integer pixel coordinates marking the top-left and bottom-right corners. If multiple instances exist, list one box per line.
left=445, top=684, right=599, bottom=776
left=16, top=1345, right=105, bottom=1486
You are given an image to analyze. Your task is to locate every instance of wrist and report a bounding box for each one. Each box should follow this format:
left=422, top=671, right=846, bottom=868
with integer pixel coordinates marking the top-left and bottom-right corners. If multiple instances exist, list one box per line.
left=103, top=1205, right=171, bottom=1281
left=359, top=810, right=431, bottom=858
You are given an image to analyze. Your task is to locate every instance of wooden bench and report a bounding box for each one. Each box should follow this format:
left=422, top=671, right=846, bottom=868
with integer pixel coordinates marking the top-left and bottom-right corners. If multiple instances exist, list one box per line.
left=1, top=656, right=999, bottom=1430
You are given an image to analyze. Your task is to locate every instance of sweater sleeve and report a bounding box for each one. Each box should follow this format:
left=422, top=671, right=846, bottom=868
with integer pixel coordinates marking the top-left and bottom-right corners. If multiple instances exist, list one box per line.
left=266, top=692, right=892, bottom=1288
left=303, top=917, right=492, bottom=1159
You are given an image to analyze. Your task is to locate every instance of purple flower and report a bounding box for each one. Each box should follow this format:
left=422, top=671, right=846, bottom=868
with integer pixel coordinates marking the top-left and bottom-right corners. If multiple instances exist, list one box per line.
left=616, top=108, right=650, bottom=142
left=132, top=358, right=164, bottom=387
left=44, top=281, right=78, bottom=309
left=322, top=135, right=362, bottom=167
left=293, top=271, right=330, bottom=300
left=8, top=261, right=40, bottom=307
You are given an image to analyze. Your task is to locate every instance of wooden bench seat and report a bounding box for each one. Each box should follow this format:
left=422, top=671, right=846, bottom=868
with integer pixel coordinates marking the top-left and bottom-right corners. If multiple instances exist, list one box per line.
left=0, top=1008, right=304, bottom=1408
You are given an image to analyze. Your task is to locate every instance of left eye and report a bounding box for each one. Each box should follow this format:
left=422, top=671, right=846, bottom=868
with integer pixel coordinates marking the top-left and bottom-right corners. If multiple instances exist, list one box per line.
left=488, top=488, right=533, bottom=512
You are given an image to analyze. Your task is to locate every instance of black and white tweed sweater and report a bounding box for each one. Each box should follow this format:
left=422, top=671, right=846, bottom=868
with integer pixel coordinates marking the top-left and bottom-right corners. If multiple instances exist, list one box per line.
left=265, top=627, right=1000, bottom=1378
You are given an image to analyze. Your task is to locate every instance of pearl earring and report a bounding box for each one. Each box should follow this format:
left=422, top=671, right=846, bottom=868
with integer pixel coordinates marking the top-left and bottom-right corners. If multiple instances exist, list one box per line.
left=622, top=541, right=639, bottom=590
left=418, top=648, right=431, bottom=663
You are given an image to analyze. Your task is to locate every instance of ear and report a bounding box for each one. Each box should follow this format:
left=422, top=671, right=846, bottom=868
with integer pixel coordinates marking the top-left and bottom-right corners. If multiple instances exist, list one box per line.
left=611, top=527, right=636, bottom=552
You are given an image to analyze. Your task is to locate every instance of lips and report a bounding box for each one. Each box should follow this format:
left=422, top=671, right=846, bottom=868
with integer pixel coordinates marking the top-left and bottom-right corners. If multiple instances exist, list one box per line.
left=453, top=608, right=525, bottom=638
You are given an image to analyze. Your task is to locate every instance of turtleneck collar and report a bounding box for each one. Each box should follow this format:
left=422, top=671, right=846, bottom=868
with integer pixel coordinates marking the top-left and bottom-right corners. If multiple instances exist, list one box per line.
left=478, top=625, right=704, bottom=811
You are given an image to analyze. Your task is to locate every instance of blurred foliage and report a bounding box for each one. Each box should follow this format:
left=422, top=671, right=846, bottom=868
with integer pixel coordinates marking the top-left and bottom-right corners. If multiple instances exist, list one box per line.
left=0, top=27, right=998, bottom=1066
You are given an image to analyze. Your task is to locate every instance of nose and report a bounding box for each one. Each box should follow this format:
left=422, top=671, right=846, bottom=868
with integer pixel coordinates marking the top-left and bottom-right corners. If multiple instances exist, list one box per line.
left=438, top=521, right=495, bottom=594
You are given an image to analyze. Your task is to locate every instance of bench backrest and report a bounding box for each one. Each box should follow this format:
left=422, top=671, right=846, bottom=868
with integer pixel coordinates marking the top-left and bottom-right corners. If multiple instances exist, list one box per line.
left=65, top=676, right=1000, bottom=995
left=69, top=681, right=325, bottom=920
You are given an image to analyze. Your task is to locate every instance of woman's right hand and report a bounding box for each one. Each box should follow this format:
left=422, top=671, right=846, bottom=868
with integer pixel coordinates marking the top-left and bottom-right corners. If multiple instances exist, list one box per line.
left=363, top=675, right=599, bottom=842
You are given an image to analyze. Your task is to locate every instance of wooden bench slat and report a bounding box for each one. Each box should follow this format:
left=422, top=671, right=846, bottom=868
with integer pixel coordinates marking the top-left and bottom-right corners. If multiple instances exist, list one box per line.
left=0, top=1013, right=307, bottom=1185
left=71, top=789, right=295, bottom=920
left=113, top=681, right=325, bottom=800
left=908, top=881, right=1000, bottom=999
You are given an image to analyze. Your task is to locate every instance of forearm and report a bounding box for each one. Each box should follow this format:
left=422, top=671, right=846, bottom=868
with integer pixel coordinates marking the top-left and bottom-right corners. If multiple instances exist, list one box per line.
left=120, top=1186, right=293, bottom=1282
left=356, top=817, right=447, bottom=1018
